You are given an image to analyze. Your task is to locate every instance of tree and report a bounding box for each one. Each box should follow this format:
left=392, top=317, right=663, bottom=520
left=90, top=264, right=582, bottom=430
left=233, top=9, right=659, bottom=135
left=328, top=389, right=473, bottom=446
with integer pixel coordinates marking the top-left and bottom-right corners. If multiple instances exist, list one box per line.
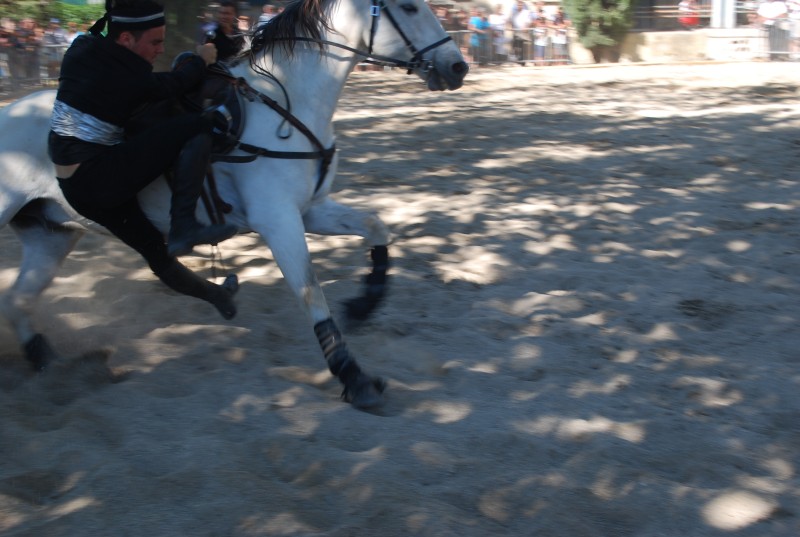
left=0, top=1, right=104, bottom=26
left=562, top=0, right=637, bottom=63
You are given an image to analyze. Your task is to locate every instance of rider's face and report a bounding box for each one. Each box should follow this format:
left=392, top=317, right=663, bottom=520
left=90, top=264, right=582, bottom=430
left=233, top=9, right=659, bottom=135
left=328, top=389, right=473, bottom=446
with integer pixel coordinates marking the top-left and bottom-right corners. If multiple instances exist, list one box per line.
left=119, top=26, right=166, bottom=65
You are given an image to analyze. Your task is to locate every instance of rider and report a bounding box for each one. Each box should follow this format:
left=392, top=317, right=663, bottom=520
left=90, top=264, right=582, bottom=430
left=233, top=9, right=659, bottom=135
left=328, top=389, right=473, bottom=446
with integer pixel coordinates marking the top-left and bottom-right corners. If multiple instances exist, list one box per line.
left=48, top=0, right=239, bottom=317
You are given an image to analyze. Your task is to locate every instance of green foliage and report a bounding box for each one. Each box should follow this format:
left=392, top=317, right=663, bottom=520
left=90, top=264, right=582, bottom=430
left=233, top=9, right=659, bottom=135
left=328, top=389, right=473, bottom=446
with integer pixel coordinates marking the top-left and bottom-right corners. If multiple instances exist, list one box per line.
left=563, top=0, right=637, bottom=54
left=0, top=1, right=104, bottom=26
left=51, top=3, right=106, bottom=25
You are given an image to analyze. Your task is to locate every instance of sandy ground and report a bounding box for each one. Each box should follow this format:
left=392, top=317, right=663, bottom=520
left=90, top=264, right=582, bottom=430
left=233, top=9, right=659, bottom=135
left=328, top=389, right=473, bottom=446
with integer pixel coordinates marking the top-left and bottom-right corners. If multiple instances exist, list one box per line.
left=1, top=62, right=799, bottom=536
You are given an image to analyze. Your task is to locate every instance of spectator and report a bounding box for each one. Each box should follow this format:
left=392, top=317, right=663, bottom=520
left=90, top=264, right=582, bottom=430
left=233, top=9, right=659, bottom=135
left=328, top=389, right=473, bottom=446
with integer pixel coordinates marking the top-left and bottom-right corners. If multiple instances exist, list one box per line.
left=509, top=0, right=532, bottom=65
left=258, top=4, right=277, bottom=26
left=758, top=0, right=789, bottom=60
left=435, top=5, right=451, bottom=29
left=12, top=18, right=42, bottom=86
left=488, top=4, right=509, bottom=63
left=43, top=18, right=68, bottom=80
left=0, top=24, right=9, bottom=82
left=533, top=1, right=551, bottom=22
left=203, top=0, right=245, bottom=63
left=550, top=6, right=570, bottom=64
left=788, top=0, right=800, bottom=59
left=532, top=14, right=548, bottom=65
left=451, top=8, right=469, bottom=56
left=678, top=0, right=700, bottom=29
left=66, top=22, right=80, bottom=43
left=468, top=7, right=491, bottom=66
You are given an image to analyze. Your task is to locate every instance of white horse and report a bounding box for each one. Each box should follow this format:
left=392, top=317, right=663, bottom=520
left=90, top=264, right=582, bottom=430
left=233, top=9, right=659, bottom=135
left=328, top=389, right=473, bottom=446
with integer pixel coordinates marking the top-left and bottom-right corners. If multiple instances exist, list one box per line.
left=0, top=0, right=467, bottom=408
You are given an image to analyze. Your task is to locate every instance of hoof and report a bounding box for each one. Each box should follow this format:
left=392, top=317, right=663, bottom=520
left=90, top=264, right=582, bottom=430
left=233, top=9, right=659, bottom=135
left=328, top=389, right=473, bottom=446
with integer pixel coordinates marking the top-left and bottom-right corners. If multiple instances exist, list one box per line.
left=222, top=274, right=239, bottom=294
left=343, top=374, right=386, bottom=409
left=24, top=333, right=58, bottom=372
left=343, top=295, right=380, bottom=321
left=343, top=283, right=386, bottom=321
left=211, top=274, right=239, bottom=320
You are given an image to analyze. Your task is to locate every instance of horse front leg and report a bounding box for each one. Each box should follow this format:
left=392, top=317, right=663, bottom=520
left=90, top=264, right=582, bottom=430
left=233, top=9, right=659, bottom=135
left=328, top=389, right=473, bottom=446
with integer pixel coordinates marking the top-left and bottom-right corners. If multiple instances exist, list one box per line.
left=302, top=198, right=391, bottom=321
left=254, top=208, right=385, bottom=409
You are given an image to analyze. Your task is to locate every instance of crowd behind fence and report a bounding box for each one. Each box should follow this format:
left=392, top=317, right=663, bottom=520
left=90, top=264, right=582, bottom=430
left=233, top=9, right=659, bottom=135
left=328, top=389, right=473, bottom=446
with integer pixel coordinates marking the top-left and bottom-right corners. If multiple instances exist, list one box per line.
left=3, top=1, right=799, bottom=94
left=448, top=28, right=573, bottom=67
left=1, top=16, right=77, bottom=92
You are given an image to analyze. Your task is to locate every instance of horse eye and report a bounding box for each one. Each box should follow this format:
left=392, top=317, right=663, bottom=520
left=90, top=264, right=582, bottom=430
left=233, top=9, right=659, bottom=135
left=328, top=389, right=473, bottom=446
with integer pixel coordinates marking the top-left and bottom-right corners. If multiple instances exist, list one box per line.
left=399, top=3, right=418, bottom=14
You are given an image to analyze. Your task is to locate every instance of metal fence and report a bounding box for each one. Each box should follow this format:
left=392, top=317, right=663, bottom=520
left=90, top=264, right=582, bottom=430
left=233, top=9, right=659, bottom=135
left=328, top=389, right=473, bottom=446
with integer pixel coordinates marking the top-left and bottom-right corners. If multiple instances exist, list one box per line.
left=632, top=2, right=758, bottom=30
left=2, top=23, right=797, bottom=93
left=0, top=43, right=68, bottom=92
left=631, top=3, right=798, bottom=61
left=761, top=20, right=796, bottom=61
left=453, top=28, right=573, bottom=67
left=4, top=33, right=572, bottom=91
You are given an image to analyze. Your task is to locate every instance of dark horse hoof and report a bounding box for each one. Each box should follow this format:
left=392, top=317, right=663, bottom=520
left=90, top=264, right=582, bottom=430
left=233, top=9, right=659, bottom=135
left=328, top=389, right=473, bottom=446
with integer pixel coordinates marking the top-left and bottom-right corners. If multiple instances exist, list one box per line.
left=343, top=374, right=386, bottom=409
left=343, top=293, right=383, bottom=321
left=24, top=333, right=58, bottom=372
left=211, top=274, right=239, bottom=320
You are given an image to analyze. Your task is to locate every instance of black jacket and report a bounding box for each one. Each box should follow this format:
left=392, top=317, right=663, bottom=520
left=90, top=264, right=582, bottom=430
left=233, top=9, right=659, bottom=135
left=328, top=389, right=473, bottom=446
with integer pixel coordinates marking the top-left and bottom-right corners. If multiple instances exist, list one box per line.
left=49, top=34, right=206, bottom=164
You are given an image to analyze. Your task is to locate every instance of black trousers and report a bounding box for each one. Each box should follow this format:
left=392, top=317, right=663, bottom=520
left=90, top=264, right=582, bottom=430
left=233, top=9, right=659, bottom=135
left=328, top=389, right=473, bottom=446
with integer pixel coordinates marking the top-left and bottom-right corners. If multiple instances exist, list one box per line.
left=58, top=113, right=211, bottom=273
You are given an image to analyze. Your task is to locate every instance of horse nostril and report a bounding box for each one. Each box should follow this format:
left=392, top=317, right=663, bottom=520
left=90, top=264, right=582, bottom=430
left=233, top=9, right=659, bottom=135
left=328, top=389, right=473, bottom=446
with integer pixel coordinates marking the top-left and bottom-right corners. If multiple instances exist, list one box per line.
left=452, top=61, right=469, bottom=75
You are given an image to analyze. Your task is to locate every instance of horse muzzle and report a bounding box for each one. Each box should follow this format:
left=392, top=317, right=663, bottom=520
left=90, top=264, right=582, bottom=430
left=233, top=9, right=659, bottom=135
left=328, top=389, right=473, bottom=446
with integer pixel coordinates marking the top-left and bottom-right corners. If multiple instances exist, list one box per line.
left=423, top=58, right=469, bottom=91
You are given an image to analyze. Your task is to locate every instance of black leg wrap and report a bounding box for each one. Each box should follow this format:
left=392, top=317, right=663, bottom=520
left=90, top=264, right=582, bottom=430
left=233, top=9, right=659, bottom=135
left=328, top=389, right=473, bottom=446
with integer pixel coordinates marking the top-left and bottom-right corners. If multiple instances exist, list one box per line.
left=24, top=333, right=56, bottom=372
left=314, top=318, right=386, bottom=409
left=314, top=318, right=358, bottom=379
left=344, top=245, right=390, bottom=321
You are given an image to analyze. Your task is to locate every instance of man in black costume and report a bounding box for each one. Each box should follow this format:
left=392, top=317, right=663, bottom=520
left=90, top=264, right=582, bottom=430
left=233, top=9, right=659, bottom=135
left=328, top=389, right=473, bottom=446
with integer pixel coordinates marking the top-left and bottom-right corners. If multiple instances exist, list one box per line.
left=48, top=0, right=239, bottom=319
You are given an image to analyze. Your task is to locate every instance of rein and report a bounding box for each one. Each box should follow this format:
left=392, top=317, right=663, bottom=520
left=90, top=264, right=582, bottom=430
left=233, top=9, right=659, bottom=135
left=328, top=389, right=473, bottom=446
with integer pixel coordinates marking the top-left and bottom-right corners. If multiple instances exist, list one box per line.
left=214, top=76, right=336, bottom=195
left=283, top=0, right=453, bottom=73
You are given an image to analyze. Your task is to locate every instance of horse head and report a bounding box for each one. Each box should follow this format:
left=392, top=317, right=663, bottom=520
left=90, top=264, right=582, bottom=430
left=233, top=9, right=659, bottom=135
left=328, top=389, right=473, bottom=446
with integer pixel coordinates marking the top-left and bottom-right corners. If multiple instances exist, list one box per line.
left=249, top=0, right=468, bottom=91
left=355, top=0, right=469, bottom=91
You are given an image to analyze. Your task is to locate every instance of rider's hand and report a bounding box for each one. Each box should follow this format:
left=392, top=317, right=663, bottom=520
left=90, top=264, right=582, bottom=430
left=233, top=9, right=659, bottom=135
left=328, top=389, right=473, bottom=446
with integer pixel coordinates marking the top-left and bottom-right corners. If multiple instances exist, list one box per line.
left=196, top=43, right=218, bottom=66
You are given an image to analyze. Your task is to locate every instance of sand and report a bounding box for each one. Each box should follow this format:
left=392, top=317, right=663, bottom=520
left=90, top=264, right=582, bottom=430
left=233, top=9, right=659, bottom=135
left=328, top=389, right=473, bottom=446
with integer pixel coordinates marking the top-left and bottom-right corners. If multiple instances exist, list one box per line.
left=1, top=61, right=799, bottom=536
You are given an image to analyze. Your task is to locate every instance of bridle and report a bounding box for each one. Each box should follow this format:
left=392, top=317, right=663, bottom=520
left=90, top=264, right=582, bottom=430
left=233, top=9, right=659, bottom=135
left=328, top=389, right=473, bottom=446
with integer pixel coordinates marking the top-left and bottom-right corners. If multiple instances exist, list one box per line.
left=270, top=0, right=454, bottom=74
left=364, top=0, right=453, bottom=73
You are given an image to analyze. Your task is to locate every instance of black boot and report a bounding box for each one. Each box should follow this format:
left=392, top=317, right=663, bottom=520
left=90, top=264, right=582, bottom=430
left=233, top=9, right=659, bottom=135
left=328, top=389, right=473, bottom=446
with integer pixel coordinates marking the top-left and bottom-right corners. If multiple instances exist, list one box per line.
left=167, top=132, right=237, bottom=257
left=154, top=259, right=238, bottom=320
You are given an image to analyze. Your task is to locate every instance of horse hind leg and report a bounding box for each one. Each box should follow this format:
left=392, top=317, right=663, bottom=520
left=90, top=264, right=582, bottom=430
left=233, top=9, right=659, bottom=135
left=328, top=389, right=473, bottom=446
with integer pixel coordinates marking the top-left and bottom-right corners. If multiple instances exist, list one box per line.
left=1, top=206, right=82, bottom=371
left=303, top=198, right=391, bottom=321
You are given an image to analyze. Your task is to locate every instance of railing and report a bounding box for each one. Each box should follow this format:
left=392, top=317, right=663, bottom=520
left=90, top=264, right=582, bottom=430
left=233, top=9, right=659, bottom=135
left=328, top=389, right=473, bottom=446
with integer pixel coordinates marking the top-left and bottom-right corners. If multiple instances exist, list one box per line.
left=759, top=21, right=795, bottom=61
left=0, top=43, right=68, bottom=92
left=354, top=28, right=573, bottom=71
left=3, top=22, right=797, bottom=93
left=452, top=28, right=573, bottom=67
left=632, top=1, right=762, bottom=30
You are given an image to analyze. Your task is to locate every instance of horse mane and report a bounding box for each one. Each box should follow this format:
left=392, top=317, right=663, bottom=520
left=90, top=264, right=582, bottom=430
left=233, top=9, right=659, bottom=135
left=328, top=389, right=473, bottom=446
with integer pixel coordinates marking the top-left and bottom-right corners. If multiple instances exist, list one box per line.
left=249, top=0, right=333, bottom=57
